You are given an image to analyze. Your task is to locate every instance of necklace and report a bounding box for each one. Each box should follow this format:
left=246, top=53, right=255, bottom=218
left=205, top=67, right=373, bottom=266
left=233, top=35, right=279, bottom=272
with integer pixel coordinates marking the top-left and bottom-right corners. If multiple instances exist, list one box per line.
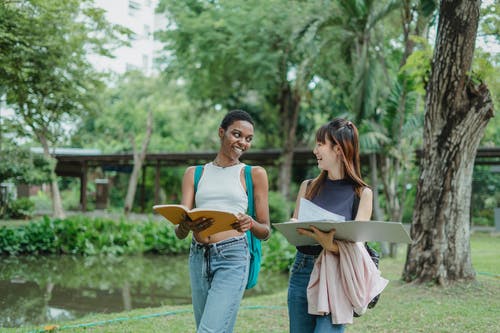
left=213, top=158, right=240, bottom=168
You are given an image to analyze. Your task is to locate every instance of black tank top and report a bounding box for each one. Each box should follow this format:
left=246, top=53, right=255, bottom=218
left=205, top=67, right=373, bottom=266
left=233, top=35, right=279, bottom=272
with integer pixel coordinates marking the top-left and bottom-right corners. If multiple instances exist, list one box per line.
left=297, top=178, right=358, bottom=255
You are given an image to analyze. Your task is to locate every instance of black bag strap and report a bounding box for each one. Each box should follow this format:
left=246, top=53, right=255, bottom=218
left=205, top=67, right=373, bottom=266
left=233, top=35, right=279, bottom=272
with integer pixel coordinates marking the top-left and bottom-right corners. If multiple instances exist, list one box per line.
left=351, top=193, right=360, bottom=220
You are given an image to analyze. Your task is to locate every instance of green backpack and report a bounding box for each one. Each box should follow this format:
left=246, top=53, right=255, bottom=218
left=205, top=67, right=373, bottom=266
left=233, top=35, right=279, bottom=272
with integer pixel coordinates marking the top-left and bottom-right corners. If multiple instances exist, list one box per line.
left=194, top=164, right=262, bottom=289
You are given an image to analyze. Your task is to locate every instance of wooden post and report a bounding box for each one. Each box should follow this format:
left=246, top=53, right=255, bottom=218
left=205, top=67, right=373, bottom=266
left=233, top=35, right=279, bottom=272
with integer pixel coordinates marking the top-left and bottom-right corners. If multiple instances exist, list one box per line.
left=140, top=165, right=146, bottom=213
left=80, top=161, right=88, bottom=212
left=154, top=161, right=160, bottom=205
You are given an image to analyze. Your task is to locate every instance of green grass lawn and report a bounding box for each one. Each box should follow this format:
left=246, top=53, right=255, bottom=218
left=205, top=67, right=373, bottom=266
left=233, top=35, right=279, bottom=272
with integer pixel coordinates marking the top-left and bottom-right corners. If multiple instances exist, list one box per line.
left=6, top=232, right=500, bottom=333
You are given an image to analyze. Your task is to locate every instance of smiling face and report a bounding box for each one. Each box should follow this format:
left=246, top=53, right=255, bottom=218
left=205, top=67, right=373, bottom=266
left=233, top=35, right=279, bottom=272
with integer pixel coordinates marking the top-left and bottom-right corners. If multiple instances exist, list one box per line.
left=219, top=120, right=254, bottom=160
left=313, top=135, right=343, bottom=177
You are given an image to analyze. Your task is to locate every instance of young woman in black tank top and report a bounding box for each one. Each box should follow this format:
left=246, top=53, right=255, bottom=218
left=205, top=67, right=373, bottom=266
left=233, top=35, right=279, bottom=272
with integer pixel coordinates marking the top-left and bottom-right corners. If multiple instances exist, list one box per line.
left=287, top=119, right=373, bottom=333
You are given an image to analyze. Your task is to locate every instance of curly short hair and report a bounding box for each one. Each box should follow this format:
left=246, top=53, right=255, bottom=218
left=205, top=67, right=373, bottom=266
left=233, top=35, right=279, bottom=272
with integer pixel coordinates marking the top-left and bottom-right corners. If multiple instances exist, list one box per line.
left=220, top=109, right=254, bottom=130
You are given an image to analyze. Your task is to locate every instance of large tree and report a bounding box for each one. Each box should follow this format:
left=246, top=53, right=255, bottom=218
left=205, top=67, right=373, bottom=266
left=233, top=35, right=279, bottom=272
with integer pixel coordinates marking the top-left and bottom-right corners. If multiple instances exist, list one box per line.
left=156, top=0, right=333, bottom=200
left=403, top=0, right=494, bottom=284
left=0, top=0, right=127, bottom=217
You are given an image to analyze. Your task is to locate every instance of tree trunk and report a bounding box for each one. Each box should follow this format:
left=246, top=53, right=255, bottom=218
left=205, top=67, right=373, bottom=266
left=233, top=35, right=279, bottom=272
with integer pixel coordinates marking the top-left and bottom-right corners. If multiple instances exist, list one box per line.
left=369, top=154, right=384, bottom=222
left=380, top=155, right=405, bottom=257
left=403, top=0, right=494, bottom=285
left=369, top=153, right=389, bottom=256
left=39, top=133, right=65, bottom=218
left=278, top=85, right=301, bottom=202
left=124, top=110, right=153, bottom=214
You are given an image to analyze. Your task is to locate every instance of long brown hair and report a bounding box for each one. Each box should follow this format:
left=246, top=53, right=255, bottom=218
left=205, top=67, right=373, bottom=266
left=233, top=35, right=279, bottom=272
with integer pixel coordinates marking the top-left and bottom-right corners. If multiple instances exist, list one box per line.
left=305, top=118, right=369, bottom=199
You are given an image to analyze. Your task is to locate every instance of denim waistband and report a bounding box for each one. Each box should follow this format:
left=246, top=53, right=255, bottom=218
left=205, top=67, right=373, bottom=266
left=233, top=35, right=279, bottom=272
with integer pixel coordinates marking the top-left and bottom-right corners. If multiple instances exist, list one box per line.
left=192, top=235, right=246, bottom=250
left=296, top=250, right=320, bottom=260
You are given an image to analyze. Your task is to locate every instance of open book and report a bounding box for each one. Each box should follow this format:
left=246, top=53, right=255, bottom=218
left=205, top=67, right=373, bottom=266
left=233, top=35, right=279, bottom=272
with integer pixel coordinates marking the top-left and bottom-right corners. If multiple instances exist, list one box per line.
left=273, top=198, right=412, bottom=246
left=153, top=204, right=238, bottom=238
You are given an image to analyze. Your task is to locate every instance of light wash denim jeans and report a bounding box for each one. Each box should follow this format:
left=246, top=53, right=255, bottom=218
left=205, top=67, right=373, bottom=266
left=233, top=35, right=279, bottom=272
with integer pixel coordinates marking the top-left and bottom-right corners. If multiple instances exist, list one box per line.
left=189, top=235, right=249, bottom=333
left=288, top=251, right=345, bottom=333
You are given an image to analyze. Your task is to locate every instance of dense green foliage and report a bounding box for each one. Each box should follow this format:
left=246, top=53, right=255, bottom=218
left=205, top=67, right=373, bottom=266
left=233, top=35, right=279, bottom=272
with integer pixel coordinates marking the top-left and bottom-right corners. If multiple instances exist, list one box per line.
left=0, top=216, right=189, bottom=256
left=156, top=0, right=320, bottom=147
left=0, top=141, right=51, bottom=218
left=0, top=0, right=128, bottom=144
left=472, top=165, right=500, bottom=226
left=2, top=0, right=497, bottom=222
left=0, top=204, right=387, bottom=274
left=0, top=0, right=131, bottom=216
left=0, top=141, right=52, bottom=185
left=71, top=71, right=223, bottom=154
left=262, top=231, right=296, bottom=272
left=3, top=197, right=35, bottom=219
left=0, top=215, right=295, bottom=271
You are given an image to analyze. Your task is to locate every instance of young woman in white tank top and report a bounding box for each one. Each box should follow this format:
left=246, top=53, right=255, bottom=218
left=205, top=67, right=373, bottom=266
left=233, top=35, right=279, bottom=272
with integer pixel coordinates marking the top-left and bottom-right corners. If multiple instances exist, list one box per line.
left=174, top=110, right=271, bottom=333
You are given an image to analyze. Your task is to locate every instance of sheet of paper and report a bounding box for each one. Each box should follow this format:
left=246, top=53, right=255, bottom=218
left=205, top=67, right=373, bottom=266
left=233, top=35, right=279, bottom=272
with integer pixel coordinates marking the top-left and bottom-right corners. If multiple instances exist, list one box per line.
left=297, top=198, right=346, bottom=222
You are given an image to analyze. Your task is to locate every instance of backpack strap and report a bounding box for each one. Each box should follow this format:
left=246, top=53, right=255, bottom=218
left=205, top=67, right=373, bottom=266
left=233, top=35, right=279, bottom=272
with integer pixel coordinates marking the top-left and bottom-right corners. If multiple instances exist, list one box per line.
left=244, top=165, right=261, bottom=289
left=351, top=193, right=360, bottom=220
left=194, top=165, right=203, bottom=193
left=244, top=165, right=254, bottom=217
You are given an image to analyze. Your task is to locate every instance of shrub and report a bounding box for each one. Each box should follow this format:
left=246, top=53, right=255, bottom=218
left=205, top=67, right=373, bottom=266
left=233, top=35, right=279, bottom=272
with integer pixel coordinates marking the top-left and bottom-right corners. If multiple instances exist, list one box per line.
left=6, top=197, right=35, bottom=219
left=262, top=231, right=296, bottom=272
left=268, top=191, right=290, bottom=223
left=0, top=215, right=189, bottom=256
left=472, top=209, right=494, bottom=227
left=0, top=214, right=294, bottom=271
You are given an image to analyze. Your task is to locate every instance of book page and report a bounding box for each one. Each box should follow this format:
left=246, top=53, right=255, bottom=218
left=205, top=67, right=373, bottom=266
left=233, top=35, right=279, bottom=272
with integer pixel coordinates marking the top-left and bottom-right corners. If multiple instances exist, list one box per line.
left=297, top=198, right=346, bottom=222
left=153, top=204, right=189, bottom=225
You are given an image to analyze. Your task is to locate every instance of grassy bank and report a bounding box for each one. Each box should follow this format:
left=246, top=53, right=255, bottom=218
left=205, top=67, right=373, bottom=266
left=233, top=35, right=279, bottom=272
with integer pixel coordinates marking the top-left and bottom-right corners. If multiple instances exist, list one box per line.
left=8, top=232, right=500, bottom=333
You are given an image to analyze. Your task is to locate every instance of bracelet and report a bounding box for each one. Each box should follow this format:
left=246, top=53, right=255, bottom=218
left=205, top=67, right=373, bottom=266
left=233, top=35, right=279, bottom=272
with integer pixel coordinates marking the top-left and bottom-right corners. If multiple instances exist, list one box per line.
left=262, top=228, right=271, bottom=241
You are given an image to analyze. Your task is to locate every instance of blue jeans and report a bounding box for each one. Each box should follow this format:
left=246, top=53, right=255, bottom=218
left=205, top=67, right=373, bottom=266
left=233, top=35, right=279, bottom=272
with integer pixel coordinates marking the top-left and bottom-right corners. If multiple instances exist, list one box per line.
left=189, top=235, right=249, bottom=333
left=288, top=251, right=345, bottom=333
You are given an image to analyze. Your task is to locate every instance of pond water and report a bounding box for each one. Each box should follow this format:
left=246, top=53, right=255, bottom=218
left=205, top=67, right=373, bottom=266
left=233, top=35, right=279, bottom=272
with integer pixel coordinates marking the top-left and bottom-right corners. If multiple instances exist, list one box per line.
left=0, top=254, right=289, bottom=328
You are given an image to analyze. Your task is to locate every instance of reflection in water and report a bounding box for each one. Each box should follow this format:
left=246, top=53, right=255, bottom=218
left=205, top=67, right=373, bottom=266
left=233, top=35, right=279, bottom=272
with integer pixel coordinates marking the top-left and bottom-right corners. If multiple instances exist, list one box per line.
left=0, top=255, right=289, bottom=328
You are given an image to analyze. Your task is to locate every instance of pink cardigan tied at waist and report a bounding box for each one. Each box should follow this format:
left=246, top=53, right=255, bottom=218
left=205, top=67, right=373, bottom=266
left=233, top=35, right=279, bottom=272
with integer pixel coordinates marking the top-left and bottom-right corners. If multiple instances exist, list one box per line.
left=307, top=241, right=389, bottom=324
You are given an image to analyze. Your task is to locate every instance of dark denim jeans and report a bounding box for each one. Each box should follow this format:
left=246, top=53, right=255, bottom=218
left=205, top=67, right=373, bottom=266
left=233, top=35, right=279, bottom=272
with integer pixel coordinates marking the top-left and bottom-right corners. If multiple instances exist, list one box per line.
left=288, top=251, right=345, bottom=333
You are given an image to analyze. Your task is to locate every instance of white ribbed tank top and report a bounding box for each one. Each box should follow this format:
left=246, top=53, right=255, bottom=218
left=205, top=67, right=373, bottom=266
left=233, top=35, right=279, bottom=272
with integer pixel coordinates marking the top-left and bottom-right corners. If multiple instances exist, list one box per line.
left=195, top=162, right=248, bottom=215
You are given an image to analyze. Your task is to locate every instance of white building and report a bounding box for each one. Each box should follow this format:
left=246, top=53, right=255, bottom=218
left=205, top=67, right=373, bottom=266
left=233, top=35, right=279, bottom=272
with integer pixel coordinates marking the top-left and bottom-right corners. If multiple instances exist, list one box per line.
left=89, top=0, right=166, bottom=76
